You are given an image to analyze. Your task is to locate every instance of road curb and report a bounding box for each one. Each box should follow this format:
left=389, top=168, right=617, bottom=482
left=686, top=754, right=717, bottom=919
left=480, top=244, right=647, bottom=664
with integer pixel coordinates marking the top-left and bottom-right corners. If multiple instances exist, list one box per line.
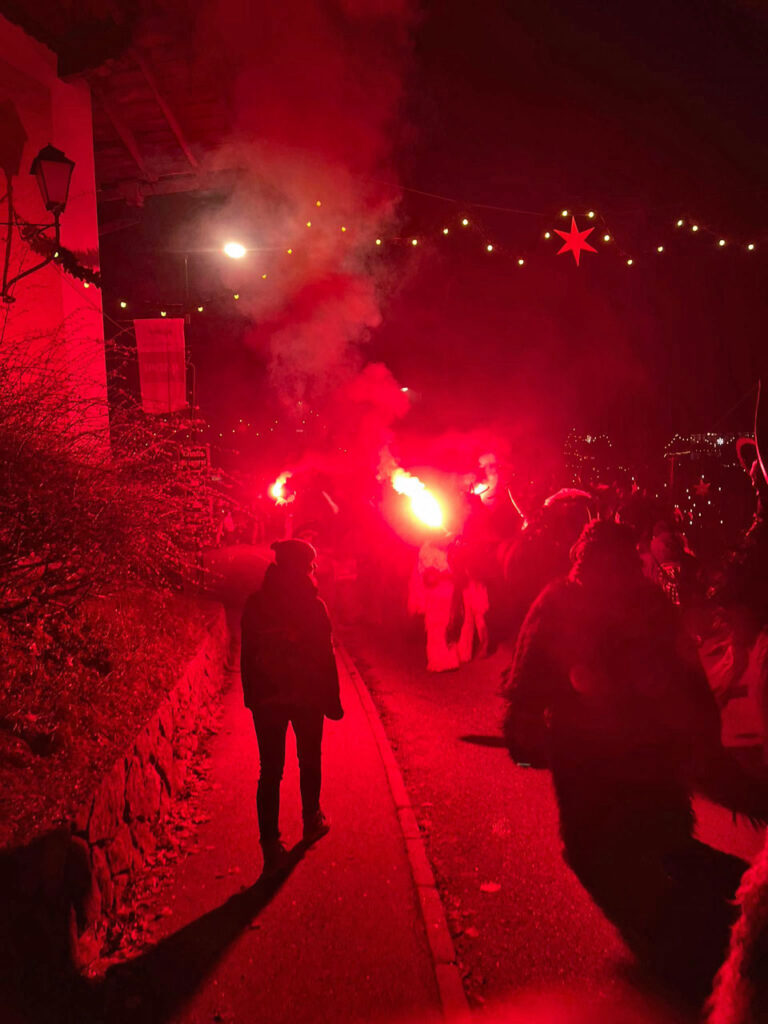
left=336, top=643, right=469, bottom=1021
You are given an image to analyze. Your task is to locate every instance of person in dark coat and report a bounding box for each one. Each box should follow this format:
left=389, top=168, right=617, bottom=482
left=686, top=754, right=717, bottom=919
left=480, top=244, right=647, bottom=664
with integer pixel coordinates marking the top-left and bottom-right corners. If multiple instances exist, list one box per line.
left=241, top=539, right=343, bottom=873
left=502, top=520, right=763, bottom=1001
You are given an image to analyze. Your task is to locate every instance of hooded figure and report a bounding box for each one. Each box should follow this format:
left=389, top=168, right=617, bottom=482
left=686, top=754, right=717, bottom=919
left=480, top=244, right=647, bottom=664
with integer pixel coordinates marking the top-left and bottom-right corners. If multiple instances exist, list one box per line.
left=241, top=539, right=343, bottom=873
left=503, top=521, right=760, bottom=1000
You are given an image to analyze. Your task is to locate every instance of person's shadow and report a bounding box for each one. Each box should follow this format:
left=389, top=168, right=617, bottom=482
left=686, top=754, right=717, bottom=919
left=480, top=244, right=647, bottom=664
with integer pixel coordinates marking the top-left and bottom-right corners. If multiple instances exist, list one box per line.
left=5, top=844, right=306, bottom=1024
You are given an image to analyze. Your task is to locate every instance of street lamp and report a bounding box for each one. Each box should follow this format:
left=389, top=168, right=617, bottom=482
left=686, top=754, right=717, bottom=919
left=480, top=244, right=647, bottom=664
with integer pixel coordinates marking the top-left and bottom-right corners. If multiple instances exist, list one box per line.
left=2, top=143, right=76, bottom=303
left=223, top=241, right=247, bottom=259
left=30, top=145, right=75, bottom=214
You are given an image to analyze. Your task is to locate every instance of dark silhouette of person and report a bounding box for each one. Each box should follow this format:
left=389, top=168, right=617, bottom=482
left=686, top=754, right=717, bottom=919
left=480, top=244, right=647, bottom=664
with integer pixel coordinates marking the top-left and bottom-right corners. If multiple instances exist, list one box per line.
left=502, top=520, right=763, bottom=1002
left=241, top=539, right=343, bottom=874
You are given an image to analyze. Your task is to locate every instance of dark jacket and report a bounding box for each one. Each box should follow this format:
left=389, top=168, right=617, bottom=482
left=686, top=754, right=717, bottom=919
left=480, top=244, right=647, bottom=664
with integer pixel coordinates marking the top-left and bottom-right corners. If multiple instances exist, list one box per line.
left=240, top=562, right=342, bottom=717
left=502, top=574, right=722, bottom=782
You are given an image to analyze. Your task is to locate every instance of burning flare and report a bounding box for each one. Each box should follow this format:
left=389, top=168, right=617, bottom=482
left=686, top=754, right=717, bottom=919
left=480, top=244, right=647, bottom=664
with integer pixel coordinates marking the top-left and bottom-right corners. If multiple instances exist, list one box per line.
left=391, top=468, right=444, bottom=529
left=269, top=471, right=294, bottom=504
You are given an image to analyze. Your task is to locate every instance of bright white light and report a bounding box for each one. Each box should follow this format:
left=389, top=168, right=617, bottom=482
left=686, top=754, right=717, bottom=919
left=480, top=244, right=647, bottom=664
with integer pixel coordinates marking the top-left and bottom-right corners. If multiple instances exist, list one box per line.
left=223, top=241, right=247, bottom=259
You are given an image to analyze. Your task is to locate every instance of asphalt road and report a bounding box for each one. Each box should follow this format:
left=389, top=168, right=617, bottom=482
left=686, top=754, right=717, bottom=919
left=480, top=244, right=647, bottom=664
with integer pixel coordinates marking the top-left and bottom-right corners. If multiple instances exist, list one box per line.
left=342, top=618, right=766, bottom=1019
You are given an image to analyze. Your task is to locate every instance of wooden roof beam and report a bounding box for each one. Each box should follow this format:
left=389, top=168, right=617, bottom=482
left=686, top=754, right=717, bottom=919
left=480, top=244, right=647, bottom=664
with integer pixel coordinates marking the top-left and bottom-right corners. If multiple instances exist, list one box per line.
left=130, top=47, right=200, bottom=170
left=92, top=84, right=157, bottom=183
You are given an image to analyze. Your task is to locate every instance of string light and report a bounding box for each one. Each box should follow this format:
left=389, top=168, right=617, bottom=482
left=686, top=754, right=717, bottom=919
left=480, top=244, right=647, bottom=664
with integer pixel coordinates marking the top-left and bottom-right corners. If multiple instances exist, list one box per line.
left=83, top=282, right=90, bottom=288
left=160, top=310, right=167, bottom=316
left=53, top=250, right=59, bottom=258
left=111, top=199, right=763, bottom=314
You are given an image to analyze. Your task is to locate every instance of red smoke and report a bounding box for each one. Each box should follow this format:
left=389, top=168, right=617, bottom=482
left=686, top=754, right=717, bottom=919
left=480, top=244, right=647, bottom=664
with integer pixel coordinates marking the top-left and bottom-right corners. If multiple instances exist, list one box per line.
left=185, top=0, right=416, bottom=415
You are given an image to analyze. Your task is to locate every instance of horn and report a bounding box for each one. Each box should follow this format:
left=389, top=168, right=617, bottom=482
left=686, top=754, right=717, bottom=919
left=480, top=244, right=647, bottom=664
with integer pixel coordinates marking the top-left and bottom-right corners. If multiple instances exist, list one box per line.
left=755, top=381, right=768, bottom=487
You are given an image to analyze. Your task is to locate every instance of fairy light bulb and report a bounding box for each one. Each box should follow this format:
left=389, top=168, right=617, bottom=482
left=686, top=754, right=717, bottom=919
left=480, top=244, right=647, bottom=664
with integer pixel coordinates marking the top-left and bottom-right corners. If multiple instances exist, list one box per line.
left=286, top=248, right=293, bottom=254
left=544, top=231, right=551, bottom=239
left=486, top=243, right=494, bottom=252
left=626, top=258, right=633, bottom=266
left=587, top=210, right=595, bottom=219
left=160, top=310, right=167, bottom=316
left=561, top=209, right=569, bottom=217
left=691, top=224, right=699, bottom=232
left=315, top=200, right=322, bottom=207
left=83, top=282, right=90, bottom=288
left=306, top=221, right=312, bottom=228
left=747, top=243, right=755, bottom=251
left=375, top=238, right=382, bottom=245
left=676, top=219, right=684, bottom=227
left=442, top=227, right=449, bottom=235
left=718, top=238, right=726, bottom=247
left=197, top=305, right=204, bottom=312
left=603, top=234, right=611, bottom=242
left=461, top=217, right=469, bottom=226
left=262, top=273, right=268, bottom=279
left=119, top=300, right=127, bottom=309
left=341, top=225, right=346, bottom=232
left=657, top=245, right=664, bottom=253
left=518, top=258, right=524, bottom=266
left=233, top=293, right=240, bottom=300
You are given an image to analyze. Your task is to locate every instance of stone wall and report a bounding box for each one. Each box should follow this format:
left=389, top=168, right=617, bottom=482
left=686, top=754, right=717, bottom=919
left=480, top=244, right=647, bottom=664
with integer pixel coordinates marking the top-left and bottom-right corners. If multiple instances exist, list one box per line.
left=0, top=604, right=230, bottom=997
left=69, top=606, right=229, bottom=965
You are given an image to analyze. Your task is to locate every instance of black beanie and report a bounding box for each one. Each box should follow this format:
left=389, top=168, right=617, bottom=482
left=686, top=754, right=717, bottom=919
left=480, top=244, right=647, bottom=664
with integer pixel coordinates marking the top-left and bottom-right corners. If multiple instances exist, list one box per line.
left=270, top=538, right=317, bottom=570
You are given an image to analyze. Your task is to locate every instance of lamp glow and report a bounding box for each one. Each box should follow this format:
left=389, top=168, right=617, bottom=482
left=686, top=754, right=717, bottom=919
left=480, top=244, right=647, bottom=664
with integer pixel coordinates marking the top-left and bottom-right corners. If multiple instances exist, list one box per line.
left=223, top=241, right=247, bottom=259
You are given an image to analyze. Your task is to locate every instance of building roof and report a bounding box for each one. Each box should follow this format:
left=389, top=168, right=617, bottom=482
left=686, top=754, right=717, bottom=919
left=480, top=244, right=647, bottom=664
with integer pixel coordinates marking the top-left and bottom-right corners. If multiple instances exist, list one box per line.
left=2, top=0, right=238, bottom=215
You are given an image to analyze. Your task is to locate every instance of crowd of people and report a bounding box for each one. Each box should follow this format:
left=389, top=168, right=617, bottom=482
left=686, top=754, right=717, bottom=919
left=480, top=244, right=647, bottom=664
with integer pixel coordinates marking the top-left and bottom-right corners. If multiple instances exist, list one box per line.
left=237, top=430, right=768, bottom=1017
left=401, top=441, right=768, bottom=1010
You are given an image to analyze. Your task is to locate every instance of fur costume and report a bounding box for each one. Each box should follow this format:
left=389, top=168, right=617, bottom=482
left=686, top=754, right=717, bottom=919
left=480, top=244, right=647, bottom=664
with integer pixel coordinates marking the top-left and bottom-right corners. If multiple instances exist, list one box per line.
left=502, top=521, right=753, bottom=1000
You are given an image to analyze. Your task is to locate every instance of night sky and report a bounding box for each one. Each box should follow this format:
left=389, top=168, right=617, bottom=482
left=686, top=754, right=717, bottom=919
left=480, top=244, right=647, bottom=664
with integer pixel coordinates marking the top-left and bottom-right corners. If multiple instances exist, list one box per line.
left=100, top=0, right=768, bottom=468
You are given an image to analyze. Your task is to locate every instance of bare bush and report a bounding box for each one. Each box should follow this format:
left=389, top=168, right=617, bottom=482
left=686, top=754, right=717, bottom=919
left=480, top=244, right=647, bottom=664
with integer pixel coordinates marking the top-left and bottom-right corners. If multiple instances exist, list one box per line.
left=0, top=328, right=216, bottom=625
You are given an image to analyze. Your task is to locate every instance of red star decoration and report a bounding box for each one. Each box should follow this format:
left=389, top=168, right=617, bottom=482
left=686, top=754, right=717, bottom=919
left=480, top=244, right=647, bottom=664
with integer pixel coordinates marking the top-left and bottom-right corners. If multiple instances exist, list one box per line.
left=693, top=477, right=711, bottom=497
left=555, top=216, right=597, bottom=266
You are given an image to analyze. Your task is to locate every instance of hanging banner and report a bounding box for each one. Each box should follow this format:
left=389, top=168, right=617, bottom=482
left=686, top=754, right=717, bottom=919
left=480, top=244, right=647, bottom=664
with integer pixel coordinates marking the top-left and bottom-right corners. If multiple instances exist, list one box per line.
left=134, top=317, right=187, bottom=414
